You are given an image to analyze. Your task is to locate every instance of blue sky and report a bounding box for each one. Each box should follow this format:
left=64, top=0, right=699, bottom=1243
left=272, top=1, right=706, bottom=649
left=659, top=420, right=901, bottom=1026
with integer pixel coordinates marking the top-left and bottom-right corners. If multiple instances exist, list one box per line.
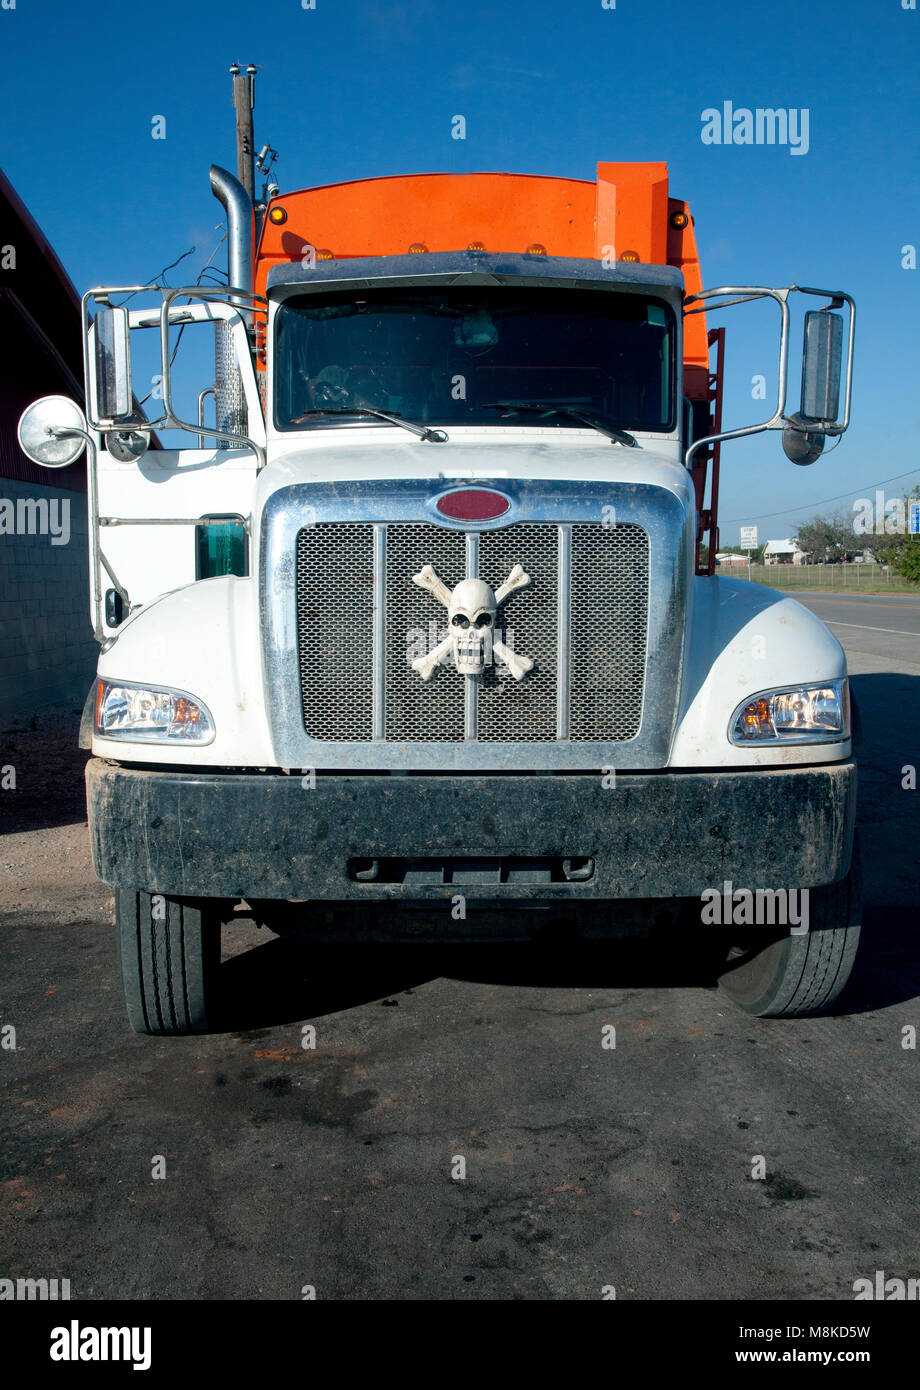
left=2, top=0, right=918, bottom=542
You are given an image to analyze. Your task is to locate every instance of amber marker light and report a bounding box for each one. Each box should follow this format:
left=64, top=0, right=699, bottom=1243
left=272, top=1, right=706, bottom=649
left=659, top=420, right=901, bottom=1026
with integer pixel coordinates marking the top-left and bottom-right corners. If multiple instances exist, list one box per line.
left=525, top=242, right=547, bottom=255
left=268, top=206, right=287, bottom=224
left=408, top=242, right=429, bottom=254
left=172, top=697, right=203, bottom=727
left=669, top=211, right=689, bottom=230
left=618, top=249, right=640, bottom=262
left=740, top=697, right=771, bottom=737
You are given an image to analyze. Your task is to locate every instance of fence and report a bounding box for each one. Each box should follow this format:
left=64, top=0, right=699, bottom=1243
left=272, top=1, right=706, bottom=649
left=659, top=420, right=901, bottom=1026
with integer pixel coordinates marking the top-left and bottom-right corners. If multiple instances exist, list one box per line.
left=721, top=561, right=918, bottom=593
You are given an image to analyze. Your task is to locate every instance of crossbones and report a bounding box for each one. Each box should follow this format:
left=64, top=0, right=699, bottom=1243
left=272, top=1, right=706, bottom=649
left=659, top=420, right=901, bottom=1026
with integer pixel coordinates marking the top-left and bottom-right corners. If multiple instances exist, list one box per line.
left=411, top=563, right=535, bottom=682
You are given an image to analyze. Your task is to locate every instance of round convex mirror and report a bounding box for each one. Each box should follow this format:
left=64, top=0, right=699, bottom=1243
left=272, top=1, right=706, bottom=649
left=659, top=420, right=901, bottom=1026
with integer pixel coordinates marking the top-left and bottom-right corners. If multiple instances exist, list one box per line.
left=782, top=415, right=826, bottom=466
left=17, top=396, right=88, bottom=468
left=107, top=428, right=150, bottom=463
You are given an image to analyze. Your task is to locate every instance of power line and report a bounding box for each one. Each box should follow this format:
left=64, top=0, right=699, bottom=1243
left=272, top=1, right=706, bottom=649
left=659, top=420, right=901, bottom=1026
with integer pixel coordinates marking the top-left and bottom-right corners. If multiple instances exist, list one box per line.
left=134, top=233, right=230, bottom=407
left=722, top=468, right=920, bottom=524
left=113, top=224, right=226, bottom=306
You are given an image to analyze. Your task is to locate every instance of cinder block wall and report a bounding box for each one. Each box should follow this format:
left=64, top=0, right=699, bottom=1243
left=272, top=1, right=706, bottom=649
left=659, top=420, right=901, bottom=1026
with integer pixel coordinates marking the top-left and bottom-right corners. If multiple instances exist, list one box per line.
left=0, top=477, right=97, bottom=726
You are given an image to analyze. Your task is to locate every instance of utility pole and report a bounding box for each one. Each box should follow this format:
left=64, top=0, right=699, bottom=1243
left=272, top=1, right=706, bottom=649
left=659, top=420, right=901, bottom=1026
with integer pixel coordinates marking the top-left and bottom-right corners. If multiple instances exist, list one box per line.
left=229, top=63, right=257, bottom=203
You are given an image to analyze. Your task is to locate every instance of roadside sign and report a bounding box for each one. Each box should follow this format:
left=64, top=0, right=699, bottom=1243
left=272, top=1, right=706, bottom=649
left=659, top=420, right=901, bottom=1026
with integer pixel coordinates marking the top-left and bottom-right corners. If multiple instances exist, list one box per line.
left=739, top=525, right=759, bottom=550
left=909, top=501, right=920, bottom=537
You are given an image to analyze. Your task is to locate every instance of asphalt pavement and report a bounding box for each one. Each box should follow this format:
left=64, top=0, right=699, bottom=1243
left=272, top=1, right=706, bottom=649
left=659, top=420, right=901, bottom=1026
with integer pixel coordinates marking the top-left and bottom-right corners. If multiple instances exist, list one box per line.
left=1, top=592, right=918, bottom=1300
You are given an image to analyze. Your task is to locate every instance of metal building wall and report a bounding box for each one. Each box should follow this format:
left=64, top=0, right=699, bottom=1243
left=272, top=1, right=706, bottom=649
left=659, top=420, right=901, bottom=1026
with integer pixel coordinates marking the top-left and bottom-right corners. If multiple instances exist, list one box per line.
left=0, top=168, right=96, bottom=727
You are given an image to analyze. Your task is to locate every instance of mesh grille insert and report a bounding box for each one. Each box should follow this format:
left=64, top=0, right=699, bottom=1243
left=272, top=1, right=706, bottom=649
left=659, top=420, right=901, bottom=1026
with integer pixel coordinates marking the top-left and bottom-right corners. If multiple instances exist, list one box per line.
left=295, top=519, right=649, bottom=743
left=385, top=524, right=466, bottom=742
left=296, top=524, right=374, bottom=740
left=569, top=523, right=649, bottom=741
left=478, top=524, right=558, bottom=742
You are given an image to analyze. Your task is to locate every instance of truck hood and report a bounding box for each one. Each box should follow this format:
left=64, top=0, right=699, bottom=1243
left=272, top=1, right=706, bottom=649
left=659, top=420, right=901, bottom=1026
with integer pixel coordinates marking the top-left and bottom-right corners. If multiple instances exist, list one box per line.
left=257, top=429, right=691, bottom=511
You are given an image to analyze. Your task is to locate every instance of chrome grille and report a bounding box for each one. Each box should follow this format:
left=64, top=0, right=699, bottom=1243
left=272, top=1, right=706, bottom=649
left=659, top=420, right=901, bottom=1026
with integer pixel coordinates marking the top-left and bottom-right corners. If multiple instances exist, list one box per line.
left=570, top=524, right=649, bottom=741
left=295, top=520, right=649, bottom=743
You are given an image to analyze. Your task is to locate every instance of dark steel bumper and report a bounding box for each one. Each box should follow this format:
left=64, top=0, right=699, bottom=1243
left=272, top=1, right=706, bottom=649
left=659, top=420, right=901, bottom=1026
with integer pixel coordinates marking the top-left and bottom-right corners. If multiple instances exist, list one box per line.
left=86, top=759, right=856, bottom=903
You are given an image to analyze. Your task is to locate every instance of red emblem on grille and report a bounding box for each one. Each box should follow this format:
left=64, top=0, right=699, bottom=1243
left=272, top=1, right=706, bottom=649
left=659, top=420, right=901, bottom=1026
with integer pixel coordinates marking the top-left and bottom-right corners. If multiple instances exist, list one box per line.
left=435, top=489, right=510, bottom=521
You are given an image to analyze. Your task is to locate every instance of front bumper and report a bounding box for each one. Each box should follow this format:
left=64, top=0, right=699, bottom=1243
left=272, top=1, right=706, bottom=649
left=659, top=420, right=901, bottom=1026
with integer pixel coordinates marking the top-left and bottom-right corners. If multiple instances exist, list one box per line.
left=86, top=759, right=856, bottom=902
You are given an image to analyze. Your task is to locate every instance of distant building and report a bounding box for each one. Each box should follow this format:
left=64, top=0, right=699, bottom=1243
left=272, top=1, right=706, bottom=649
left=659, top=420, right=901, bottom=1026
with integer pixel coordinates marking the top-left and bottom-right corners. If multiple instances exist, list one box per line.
left=763, top=538, right=805, bottom=566
left=715, top=551, right=746, bottom=567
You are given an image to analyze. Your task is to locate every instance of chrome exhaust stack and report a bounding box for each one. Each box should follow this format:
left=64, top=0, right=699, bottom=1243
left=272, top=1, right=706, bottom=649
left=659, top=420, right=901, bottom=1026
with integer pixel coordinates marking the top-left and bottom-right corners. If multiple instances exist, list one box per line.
left=209, top=164, right=254, bottom=312
left=209, top=165, right=254, bottom=447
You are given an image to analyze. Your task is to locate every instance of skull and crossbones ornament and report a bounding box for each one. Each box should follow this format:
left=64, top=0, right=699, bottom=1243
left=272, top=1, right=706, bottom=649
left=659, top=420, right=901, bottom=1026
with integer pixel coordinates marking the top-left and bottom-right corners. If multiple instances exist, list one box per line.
left=411, top=563, right=534, bottom=681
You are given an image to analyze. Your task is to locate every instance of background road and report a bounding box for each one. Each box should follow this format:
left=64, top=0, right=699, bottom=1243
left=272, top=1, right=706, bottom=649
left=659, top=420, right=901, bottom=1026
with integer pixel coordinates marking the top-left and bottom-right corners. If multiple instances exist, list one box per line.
left=789, top=590, right=920, bottom=654
left=1, top=592, right=918, bottom=1301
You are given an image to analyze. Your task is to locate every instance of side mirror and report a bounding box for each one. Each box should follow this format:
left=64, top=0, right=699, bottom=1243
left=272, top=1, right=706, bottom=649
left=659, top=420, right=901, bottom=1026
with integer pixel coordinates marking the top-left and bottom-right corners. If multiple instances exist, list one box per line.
left=801, top=310, right=842, bottom=424
left=782, top=309, right=843, bottom=463
left=107, top=427, right=150, bottom=463
left=17, top=395, right=88, bottom=468
left=782, top=415, right=826, bottom=466
left=94, top=305, right=134, bottom=421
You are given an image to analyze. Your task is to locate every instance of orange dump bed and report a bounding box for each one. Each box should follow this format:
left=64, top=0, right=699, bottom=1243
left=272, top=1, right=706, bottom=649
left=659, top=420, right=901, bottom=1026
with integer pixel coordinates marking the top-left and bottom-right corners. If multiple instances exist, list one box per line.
left=255, top=161, right=709, bottom=398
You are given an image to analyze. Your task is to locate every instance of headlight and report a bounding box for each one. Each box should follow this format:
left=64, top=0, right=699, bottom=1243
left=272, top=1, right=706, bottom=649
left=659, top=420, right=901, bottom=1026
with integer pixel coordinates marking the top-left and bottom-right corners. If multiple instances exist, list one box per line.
left=94, top=680, right=215, bottom=744
left=730, top=678, right=849, bottom=744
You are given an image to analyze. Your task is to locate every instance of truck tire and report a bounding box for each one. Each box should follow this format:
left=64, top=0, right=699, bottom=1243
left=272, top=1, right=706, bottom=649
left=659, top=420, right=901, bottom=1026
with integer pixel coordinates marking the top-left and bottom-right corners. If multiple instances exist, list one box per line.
left=116, top=890, right=221, bottom=1035
left=716, top=843, right=861, bottom=1018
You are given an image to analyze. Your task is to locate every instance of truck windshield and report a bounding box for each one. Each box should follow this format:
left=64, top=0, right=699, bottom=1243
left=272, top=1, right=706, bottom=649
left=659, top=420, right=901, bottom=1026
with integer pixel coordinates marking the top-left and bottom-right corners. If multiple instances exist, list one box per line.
left=274, top=286, right=675, bottom=433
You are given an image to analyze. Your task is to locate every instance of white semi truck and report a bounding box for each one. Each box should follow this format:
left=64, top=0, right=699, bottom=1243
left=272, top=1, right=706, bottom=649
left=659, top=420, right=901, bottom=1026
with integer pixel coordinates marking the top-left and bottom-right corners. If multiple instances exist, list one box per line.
left=18, top=148, right=858, bottom=1034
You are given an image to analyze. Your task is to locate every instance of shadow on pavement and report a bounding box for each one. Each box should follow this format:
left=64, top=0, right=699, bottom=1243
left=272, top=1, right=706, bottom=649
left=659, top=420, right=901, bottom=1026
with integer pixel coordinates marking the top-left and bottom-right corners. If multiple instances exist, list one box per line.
left=214, top=929, right=730, bottom=1032
left=0, top=707, right=89, bottom=835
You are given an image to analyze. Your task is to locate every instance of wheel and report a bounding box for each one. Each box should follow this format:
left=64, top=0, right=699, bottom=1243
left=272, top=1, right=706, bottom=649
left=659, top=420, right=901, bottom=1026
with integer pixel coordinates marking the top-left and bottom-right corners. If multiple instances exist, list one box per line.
left=116, top=890, right=221, bottom=1035
left=716, top=842, right=861, bottom=1018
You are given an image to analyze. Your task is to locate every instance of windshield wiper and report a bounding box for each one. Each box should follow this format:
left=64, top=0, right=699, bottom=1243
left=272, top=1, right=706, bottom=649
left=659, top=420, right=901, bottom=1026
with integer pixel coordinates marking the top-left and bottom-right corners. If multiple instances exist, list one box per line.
left=482, top=401, right=639, bottom=448
left=297, top=405, right=447, bottom=442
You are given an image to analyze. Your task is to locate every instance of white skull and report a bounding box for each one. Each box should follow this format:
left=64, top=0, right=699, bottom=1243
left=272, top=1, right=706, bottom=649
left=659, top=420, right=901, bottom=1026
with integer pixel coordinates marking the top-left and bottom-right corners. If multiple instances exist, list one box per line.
left=447, top=578, right=496, bottom=675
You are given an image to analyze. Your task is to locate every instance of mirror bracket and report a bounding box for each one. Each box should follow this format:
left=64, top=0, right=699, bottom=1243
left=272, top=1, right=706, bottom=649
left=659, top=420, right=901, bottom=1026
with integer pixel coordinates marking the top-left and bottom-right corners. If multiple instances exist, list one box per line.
left=683, top=283, right=855, bottom=471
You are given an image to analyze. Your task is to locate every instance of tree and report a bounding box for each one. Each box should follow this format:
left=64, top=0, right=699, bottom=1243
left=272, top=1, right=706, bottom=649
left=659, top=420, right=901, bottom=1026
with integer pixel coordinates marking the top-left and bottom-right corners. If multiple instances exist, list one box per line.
left=891, top=485, right=920, bottom=583
left=893, top=543, right=920, bottom=584
left=794, top=512, right=853, bottom=562
left=793, top=487, right=920, bottom=579
left=858, top=528, right=901, bottom=563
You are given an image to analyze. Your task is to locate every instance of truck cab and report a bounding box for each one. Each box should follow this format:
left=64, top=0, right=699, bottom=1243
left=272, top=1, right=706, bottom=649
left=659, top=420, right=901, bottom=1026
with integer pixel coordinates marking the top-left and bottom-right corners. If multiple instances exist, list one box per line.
left=17, top=160, right=859, bottom=1033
